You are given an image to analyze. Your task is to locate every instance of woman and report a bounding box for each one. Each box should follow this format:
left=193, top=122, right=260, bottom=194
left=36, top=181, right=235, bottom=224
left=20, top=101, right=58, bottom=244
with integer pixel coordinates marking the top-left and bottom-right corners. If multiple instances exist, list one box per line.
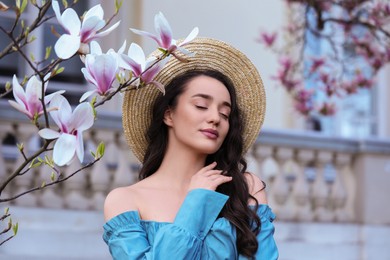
left=103, top=38, right=278, bottom=259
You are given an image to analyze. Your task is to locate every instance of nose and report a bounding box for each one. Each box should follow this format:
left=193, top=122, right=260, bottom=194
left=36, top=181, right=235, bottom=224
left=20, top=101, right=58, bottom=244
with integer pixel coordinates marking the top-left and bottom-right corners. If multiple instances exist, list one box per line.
left=207, top=107, right=220, bottom=125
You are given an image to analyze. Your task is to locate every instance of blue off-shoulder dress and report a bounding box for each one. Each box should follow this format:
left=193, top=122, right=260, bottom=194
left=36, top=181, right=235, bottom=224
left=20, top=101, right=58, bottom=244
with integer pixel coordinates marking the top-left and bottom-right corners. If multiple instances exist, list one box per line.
left=103, top=189, right=279, bottom=260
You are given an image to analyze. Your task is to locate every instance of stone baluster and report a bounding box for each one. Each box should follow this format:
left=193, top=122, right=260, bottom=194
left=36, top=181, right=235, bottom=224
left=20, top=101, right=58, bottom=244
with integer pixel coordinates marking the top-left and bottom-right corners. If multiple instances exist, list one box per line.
left=254, top=145, right=274, bottom=181
left=90, top=130, right=112, bottom=210
left=112, top=134, right=136, bottom=189
left=63, top=159, right=90, bottom=210
left=331, top=153, right=353, bottom=222
left=293, top=149, right=314, bottom=221
left=272, top=147, right=294, bottom=221
left=313, top=151, right=334, bottom=221
left=13, top=124, right=38, bottom=207
left=246, top=146, right=261, bottom=178
left=254, top=144, right=276, bottom=206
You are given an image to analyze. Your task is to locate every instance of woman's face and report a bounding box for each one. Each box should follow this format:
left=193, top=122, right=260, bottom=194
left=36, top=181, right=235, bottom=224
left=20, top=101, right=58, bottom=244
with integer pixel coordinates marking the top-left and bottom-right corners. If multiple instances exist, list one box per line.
left=164, top=75, right=231, bottom=155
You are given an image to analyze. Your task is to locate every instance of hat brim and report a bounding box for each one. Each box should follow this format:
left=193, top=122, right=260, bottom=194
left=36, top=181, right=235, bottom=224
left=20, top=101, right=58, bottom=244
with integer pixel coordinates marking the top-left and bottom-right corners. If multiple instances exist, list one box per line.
left=122, top=37, right=266, bottom=162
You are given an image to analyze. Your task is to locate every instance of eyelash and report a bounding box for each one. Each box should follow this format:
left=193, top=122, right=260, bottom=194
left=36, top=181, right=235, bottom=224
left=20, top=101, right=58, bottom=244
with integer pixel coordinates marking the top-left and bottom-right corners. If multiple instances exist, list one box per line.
left=195, top=105, right=229, bottom=120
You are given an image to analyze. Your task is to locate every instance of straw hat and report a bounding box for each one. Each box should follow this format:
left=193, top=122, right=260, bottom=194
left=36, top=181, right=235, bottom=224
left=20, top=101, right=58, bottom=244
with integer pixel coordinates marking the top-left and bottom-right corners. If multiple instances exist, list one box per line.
left=122, top=37, right=266, bottom=162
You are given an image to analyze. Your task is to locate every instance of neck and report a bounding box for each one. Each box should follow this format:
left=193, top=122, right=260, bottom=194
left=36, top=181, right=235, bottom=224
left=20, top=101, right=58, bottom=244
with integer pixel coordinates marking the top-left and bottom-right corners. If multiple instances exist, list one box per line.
left=153, top=143, right=207, bottom=192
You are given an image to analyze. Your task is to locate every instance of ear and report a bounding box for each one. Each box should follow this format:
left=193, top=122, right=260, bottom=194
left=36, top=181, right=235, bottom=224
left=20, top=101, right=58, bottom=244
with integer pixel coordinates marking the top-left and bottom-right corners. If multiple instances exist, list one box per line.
left=163, top=108, right=174, bottom=127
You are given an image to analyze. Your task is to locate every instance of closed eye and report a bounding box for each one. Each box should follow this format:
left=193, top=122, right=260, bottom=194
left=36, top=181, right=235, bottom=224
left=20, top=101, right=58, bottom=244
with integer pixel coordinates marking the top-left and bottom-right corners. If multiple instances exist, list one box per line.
left=195, top=105, right=207, bottom=110
left=220, top=113, right=229, bottom=120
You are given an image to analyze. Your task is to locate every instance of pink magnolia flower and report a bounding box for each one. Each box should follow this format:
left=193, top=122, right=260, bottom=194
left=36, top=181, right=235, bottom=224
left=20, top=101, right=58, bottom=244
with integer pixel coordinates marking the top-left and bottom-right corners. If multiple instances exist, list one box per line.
left=309, top=57, right=325, bottom=74
left=52, top=0, right=120, bottom=59
left=80, top=42, right=119, bottom=102
left=8, top=74, right=64, bottom=120
left=130, top=12, right=198, bottom=56
left=38, top=95, right=94, bottom=166
left=120, top=43, right=169, bottom=93
left=257, top=31, right=277, bottom=47
left=318, top=102, right=336, bottom=116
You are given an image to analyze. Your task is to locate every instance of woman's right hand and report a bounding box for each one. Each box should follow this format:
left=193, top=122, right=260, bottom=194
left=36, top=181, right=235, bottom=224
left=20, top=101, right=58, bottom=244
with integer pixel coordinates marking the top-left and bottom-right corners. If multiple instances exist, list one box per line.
left=188, top=162, right=232, bottom=191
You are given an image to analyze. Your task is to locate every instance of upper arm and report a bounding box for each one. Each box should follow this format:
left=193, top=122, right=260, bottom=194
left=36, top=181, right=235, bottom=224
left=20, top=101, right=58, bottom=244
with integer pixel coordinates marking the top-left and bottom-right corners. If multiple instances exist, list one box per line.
left=245, top=172, right=268, bottom=205
left=104, top=187, right=138, bottom=221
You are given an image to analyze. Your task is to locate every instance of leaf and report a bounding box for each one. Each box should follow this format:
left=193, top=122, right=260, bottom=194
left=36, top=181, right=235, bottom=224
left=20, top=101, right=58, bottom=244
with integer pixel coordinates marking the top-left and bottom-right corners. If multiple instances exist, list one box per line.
left=22, top=75, right=28, bottom=85
left=20, top=0, right=27, bottom=13
left=5, top=81, right=11, bottom=91
left=29, top=158, right=42, bottom=168
left=50, top=172, right=55, bottom=181
left=62, top=0, right=68, bottom=8
left=4, top=207, right=9, bottom=215
left=41, top=181, right=46, bottom=188
left=17, top=143, right=24, bottom=152
left=90, top=151, right=95, bottom=158
left=45, top=46, right=52, bottom=60
left=30, top=52, right=35, bottom=62
left=90, top=96, right=97, bottom=119
left=12, top=223, right=18, bottom=236
left=44, top=155, right=54, bottom=168
left=28, top=35, right=36, bottom=43
left=115, top=0, right=123, bottom=13
left=55, top=67, right=65, bottom=75
left=97, top=142, right=105, bottom=158
left=16, top=0, right=20, bottom=9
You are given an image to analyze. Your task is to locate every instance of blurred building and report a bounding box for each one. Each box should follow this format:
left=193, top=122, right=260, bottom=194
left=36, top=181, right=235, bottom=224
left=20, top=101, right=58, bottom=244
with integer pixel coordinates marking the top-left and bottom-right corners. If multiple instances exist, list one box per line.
left=0, top=0, right=390, bottom=259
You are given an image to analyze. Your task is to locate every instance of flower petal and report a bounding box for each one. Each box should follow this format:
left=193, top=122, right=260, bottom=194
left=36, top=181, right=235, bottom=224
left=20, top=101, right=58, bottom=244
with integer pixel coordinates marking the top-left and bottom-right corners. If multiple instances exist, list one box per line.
left=179, top=27, right=199, bottom=46
left=25, top=76, right=43, bottom=116
left=54, top=34, right=81, bottom=59
left=79, top=90, right=97, bottom=102
left=38, top=128, right=61, bottom=140
left=128, top=43, right=146, bottom=67
left=83, top=4, right=104, bottom=21
left=154, top=12, right=173, bottom=49
left=84, top=54, right=117, bottom=94
left=49, top=95, right=72, bottom=132
left=8, top=100, right=32, bottom=119
left=130, top=28, right=160, bottom=45
left=12, top=75, right=26, bottom=106
left=52, top=1, right=63, bottom=27
left=53, top=133, right=77, bottom=166
left=81, top=67, right=98, bottom=86
left=120, top=54, right=142, bottom=76
left=93, top=21, right=120, bottom=40
left=89, top=41, right=102, bottom=55
left=142, top=57, right=169, bottom=83
left=44, top=90, right=66, bottom=104
left=80, top=16, right=105, bottom=42
left=75, top=131, right=85, bottom=163
left=70, top=102, right=94, bottom=131
left=61, top=8, right=81, bottom=35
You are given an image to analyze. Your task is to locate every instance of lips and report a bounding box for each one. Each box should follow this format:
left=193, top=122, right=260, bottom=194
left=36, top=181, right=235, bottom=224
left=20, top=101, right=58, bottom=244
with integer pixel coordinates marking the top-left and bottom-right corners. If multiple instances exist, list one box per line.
left=200, top=128, right=219, bottom=139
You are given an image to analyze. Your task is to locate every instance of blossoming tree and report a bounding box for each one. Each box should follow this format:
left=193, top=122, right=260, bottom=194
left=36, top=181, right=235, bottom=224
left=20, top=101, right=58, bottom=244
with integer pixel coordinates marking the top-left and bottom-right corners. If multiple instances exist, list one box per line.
left=258, top=0, right=390, bottom=116
left=0, top=0, right=198, bottom=245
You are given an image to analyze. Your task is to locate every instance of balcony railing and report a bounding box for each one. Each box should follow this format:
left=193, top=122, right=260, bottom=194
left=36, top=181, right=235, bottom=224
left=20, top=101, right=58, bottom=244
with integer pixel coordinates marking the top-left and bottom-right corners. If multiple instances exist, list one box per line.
left=1, top=101, right=390, bottom=225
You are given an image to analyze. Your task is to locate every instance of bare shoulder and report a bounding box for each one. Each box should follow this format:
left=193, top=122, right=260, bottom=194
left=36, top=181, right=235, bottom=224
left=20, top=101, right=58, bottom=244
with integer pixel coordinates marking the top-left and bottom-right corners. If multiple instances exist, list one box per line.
left=244, top=172, right=268, bottom=205
left=104, top=185, right=139, bottom=222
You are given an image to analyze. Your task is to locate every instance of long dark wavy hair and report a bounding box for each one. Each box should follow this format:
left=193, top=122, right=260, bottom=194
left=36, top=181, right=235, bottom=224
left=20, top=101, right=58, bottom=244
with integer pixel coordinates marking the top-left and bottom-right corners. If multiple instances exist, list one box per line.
left=139, top=69, right=261, bottom=257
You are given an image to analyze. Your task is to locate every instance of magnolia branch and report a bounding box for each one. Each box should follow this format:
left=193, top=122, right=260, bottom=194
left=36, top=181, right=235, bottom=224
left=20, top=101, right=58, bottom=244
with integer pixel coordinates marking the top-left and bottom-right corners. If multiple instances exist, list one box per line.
left=0, top=140, right=51, bottom=196
left=0, top=156, right=102, bottom=203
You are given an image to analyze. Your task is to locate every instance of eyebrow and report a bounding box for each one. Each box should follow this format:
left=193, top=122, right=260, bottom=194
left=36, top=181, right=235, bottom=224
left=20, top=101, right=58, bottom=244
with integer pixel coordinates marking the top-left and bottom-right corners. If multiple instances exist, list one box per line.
left=191, top=93, right=231, bottom=108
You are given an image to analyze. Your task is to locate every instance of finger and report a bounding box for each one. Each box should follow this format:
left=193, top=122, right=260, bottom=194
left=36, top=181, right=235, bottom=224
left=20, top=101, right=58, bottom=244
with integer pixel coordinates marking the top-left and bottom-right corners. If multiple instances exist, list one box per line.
left=200, top=162, right=217, bottom=172
left=214, top=176, right=233, bottom=186
left=203, top=169, right=223, bottom=177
